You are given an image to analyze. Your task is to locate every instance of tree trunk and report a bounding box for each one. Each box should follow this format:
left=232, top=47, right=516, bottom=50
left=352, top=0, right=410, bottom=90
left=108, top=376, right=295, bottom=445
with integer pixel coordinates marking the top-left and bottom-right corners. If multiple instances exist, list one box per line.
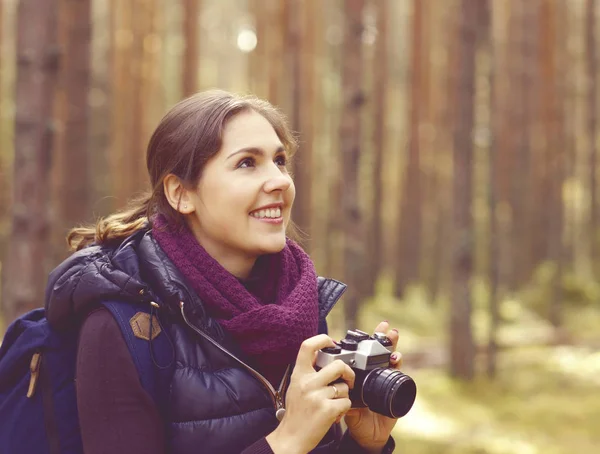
left=449, top=0, right=477, bottom=381
left=182, top=0, right=199, bottom=97
left=395, top=0, right=423, bottom=297
left=586, top=0, right=598, bottom=271
left=340, top=0, right=365, bottom=329
left=88, top=0, right=114, bottom=218
left=285, top=0, right=315, bottom=250
left=367, top=0, right=388, bottom=295
left=481, top=0, right=499, bottom=379
left=549, top=0, right=567, bottom=328
left=110, top=0, right=135, bottom=205
left=2, top=0, right=60, bottom=321
left=54, top=0, right=92, bottom=258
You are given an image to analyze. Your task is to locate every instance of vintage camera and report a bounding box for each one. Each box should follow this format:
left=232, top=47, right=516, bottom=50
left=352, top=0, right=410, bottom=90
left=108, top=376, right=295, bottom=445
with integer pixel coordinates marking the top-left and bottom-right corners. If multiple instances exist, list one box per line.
left=315, top=329, right=417, bottom=418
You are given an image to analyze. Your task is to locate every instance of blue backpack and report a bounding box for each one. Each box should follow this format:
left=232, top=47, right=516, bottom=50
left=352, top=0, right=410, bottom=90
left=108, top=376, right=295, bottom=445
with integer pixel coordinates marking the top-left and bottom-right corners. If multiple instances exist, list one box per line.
left=0, top=301, right=174, bottom=454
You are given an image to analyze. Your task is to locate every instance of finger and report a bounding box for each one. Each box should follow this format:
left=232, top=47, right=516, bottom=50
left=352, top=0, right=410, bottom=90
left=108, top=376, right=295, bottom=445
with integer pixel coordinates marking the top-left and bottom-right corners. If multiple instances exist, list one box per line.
left=389, top=351, right=403, bottom=369
left=314, top=360, right=355, bottom=389
left=386, top=328, right=400, bottom=350
left=373, top=320, right=390, bottom=335
left=322, top=382, right=350, bottom=400
left=327, top=398, right=352, bottom=420
left=295, top=334, right=336, bottom=373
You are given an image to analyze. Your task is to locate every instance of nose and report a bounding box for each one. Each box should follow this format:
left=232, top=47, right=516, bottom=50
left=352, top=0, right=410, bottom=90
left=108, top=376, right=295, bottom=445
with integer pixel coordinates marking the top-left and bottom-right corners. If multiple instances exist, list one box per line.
left=262, top=164, right=292, bottom=193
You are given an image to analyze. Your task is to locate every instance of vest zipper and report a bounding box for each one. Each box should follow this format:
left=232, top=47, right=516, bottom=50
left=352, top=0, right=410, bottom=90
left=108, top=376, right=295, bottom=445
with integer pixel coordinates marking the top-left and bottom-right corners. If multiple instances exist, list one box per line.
left=179, top=301, right=291, bottom=421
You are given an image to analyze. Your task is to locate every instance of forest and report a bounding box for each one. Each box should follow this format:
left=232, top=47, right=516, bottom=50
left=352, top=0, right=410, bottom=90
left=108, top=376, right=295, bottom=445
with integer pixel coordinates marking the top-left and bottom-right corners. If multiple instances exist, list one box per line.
left=1, top=0, right=600, bottom=452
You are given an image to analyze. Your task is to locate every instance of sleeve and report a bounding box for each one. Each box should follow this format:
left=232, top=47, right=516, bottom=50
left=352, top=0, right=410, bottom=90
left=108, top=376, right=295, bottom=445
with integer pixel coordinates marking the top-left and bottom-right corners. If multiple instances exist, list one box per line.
left=337, top=432, right=396, bottom=454
left=76, top=308, right=166, bottom=454
left=241, top=437, right=275, bottom=454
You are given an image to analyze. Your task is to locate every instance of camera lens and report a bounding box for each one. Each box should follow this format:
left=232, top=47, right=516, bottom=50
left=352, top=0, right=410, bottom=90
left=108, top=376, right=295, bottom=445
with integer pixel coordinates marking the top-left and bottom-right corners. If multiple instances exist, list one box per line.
left=361, top=368, right=417, bottom=418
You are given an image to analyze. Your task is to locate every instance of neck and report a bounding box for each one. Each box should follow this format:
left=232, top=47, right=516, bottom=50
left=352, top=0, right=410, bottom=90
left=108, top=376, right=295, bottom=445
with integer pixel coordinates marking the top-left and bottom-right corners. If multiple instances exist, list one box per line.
left=187, top=219, right=256, bottom=279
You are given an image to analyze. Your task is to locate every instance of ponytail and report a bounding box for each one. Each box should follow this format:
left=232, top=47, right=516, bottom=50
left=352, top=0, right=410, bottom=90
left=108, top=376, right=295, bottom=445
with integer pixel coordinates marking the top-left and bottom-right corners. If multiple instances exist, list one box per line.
left=66, top=192, right=153, bottom=251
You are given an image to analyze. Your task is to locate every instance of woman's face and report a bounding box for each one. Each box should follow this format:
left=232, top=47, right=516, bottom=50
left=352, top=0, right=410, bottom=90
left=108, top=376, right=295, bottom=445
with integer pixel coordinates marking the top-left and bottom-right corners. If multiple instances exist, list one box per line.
left=186, top=110, right=295, bottom=269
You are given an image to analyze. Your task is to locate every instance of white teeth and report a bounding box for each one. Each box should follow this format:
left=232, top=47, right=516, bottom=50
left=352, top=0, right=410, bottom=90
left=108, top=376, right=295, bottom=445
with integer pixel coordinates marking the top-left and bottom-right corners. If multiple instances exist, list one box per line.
left=251, top=207, right=282, bottom=219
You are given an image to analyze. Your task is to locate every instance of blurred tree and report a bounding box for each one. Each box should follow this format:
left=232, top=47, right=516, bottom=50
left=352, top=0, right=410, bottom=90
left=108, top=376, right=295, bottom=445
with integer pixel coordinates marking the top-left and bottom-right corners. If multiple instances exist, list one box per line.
left=129, top=0, right=156, bottom=193
left=110, top=0, right=135, bottom=205
left=480, top=0, right=500, bottom=378
left=367, top=0, right=389, bottom=294
left=52, top=0, right=92, bottom=261
left=182, top=0, right=199, bottom=97
left=548, top=0, right=567, bottom=328
left=586, top=0, right=598, bottom=270
left=510, top=0, right=539, bottom=288
left=395, top=0, right=424, bottom=297
left=88, top=0, right=114, bottom=218
left=339, top=0, right=365, bottom=328
left=450, top=0, right=477, bottom=380
left=429, top=4, right=454, bottom=304
left=2, top=0, right=60, bottom=321
left=284, top=0, right=315, bottom=249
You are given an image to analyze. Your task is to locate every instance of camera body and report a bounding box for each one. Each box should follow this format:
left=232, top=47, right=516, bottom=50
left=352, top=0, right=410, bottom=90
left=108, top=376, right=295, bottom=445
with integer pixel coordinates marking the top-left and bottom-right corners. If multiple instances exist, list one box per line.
left=315, top=329, right=416, bottom=418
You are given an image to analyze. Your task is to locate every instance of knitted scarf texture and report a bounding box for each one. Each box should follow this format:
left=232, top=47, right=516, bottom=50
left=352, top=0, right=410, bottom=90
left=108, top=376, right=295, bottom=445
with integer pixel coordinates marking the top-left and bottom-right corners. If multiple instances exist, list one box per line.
left=151, top=214, right=319, bottom=384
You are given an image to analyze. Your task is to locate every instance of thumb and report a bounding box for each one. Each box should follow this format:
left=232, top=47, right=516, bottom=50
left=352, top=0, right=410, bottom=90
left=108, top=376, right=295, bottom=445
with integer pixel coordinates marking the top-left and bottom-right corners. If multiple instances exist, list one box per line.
left=344, top=408, right=361, bottom=425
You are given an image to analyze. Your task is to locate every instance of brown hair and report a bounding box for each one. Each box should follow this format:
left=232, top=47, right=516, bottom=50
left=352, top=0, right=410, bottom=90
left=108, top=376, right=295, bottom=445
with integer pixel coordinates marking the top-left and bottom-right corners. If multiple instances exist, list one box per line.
left=67, top=89, right=299, bottom=251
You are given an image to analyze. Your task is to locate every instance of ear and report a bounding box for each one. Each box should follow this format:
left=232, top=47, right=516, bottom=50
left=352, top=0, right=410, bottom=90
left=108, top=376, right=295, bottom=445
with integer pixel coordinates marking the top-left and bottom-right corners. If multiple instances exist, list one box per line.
left=163, top=174, right=195, bottom=214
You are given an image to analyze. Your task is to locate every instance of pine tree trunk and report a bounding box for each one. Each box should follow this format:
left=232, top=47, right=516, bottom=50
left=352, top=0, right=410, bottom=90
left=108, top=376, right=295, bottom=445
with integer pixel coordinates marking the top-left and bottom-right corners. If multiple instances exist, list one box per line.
left=449, top=0, right=477, bottom=380
left=367, top=0, right=388, bottom=294
left=395, top=0, right=423, bottom=297
left=182, top=0, right=199, bottom=97
left=482, top=0, right=499, bottom=379
left=2, top=0, right=60, bottom=321
left=54, top=0, right=92, bottom=257
left=340, top=0, right=365, bottom=329
left=586, top=0, right=598, bottom=271
left=285, top=0, right=315, bottom=250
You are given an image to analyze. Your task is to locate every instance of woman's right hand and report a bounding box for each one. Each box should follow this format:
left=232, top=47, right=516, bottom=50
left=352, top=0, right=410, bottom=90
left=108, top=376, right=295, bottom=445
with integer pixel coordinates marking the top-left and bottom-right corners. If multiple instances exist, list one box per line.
left=265, top=334, right=355, bottom=454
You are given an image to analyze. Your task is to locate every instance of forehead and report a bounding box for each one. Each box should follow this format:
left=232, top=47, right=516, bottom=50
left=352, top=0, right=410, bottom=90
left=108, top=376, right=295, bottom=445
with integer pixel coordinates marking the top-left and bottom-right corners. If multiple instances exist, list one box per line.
left=220, top=110, right=283, bottom=151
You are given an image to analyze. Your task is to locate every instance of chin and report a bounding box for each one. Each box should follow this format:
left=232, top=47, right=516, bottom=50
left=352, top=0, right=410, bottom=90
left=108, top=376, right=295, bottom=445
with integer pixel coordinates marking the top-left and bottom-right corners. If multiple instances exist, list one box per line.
left=254, top=237, right=287, bottom=255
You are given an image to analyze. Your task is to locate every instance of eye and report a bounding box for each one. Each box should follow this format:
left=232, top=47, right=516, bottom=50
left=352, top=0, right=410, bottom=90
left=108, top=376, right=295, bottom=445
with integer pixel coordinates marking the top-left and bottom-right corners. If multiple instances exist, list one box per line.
left=237, top=157, right=255, bottom=169
left=275, top=155, right=287, bottom=167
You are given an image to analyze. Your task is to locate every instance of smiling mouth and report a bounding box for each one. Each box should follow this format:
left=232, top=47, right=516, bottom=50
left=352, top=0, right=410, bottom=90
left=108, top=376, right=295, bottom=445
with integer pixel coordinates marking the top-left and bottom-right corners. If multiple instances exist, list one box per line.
left=250, top=207, right=282, bottom=219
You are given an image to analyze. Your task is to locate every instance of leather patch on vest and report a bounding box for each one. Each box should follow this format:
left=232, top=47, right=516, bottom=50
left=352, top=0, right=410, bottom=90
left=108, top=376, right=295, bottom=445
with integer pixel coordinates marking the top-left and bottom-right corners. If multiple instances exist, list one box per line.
left=130, top=312, right=162, bottom=340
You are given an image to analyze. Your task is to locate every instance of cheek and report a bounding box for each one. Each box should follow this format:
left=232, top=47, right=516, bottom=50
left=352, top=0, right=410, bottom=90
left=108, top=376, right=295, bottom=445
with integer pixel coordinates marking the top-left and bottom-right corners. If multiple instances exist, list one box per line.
left=287, top=180, right=296, bottom=204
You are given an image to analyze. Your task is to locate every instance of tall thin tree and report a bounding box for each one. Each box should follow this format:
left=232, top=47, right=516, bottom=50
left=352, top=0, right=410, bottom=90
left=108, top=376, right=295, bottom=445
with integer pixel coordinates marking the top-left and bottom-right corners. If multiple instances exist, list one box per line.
left=395, top=0, right=424, bottom=297
left=449, top=0, right=477, bottom=380
left=182, top=0, right=199, bottom=97
left=53, top=0, right=92, bottom=260
left=586, top=0, right=598, bottom=270
left=339, top=0, right=365, bottom=328
left=2, top=0, right=60, bottom=321
left=367, top=0, right=389, bottom=294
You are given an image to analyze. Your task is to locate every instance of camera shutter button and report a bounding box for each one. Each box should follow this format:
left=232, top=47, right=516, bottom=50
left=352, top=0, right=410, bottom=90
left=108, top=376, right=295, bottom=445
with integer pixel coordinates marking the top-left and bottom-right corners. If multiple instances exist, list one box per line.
left=340, top=339, right=358, bottom=351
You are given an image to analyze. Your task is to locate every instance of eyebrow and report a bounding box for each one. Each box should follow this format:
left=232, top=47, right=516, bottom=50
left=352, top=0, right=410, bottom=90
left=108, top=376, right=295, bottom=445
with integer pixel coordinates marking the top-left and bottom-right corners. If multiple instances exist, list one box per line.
left=227, top=146, right=286, bottom=160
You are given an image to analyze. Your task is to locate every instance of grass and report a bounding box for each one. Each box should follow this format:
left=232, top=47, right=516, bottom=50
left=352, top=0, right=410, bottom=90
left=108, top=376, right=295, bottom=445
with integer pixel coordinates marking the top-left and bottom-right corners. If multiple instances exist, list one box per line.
left=334, top=277, right=600, bottom=454
left=392, top=346, right=600, bottom=453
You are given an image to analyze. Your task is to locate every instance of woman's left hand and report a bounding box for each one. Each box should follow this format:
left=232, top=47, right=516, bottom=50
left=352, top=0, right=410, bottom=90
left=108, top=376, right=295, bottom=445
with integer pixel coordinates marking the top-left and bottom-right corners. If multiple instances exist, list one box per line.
left=344, top=321, right=402, bottom=453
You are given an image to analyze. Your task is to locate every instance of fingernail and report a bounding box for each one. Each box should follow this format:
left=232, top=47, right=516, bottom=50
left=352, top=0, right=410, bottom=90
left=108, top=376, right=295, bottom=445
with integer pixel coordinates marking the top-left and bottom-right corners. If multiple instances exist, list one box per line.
left=390, top=353, right=398, bottom=361
left=392, top=328, right=399, bottom=333
left=383, top=320, right=389, bottom=323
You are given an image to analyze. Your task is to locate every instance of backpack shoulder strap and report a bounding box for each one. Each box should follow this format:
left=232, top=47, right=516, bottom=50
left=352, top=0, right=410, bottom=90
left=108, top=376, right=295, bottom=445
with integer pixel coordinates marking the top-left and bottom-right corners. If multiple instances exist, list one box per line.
left=101, top=301, right=174, bottom=412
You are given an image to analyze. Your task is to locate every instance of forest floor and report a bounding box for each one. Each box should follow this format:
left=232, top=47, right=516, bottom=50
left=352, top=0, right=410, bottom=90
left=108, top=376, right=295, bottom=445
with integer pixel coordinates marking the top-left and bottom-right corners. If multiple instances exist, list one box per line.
left=328, top=282, right=600, bottom=454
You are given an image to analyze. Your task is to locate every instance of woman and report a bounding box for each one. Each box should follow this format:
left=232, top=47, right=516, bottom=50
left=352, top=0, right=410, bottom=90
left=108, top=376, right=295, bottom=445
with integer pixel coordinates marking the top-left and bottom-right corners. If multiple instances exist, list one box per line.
left=46, top=90, right=402, bottom=453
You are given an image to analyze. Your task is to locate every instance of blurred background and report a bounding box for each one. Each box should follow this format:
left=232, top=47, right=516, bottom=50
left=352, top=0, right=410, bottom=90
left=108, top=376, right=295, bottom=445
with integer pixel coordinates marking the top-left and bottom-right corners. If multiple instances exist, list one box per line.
left=1, top=0, right=600, bottom=452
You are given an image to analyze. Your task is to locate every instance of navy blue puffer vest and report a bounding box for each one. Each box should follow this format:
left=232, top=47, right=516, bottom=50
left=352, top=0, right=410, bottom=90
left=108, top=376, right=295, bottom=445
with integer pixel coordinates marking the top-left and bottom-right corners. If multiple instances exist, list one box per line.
left=44, top=229, right=347, bottom=453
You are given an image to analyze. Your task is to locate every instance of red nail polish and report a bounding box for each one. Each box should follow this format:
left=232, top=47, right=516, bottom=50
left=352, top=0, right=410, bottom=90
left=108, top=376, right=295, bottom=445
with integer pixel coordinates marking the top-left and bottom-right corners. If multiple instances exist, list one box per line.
left=392, top=328, right=399, bottom=333
left=383, top=320, right=388, bottom=323
left=390, top=353, right=398, bottom=361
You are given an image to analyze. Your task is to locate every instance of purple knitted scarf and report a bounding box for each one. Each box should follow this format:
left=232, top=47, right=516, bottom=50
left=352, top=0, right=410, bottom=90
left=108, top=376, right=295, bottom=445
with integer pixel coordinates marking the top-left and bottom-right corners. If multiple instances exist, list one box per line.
left=151, top=214, right=319, bottom=383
